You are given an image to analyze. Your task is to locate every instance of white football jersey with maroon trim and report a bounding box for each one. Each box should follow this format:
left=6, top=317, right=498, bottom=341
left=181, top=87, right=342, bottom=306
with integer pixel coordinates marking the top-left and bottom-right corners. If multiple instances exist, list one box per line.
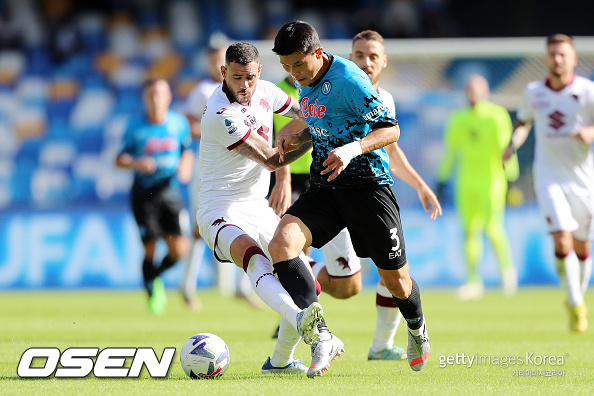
left=197, top=79, right=291, bottom=215
left=516, top=75, right=594, bottom=195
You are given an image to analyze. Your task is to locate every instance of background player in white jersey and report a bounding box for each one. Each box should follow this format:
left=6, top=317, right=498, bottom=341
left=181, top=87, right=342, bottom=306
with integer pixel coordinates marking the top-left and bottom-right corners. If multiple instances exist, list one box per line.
left=182, top=43, right=261, bottom=311
left=503, top=34, right=594, bottom=332
left=197, top=42, right=343, bottom=377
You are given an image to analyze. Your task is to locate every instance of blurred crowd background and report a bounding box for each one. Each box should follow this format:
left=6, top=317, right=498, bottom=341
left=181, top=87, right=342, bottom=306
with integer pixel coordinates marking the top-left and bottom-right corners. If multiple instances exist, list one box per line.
left=1, top=0, right=594, bottom=289
left=0, top=0, right=592, bottom=210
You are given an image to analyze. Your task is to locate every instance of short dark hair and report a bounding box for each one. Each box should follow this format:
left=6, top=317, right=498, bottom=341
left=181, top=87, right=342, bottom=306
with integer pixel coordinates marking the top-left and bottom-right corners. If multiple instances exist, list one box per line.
left=547, top=34, right=574, bottom=47
left=272, top=20, right=320, bottom=56
left=352, top=30, right=384, bottom=47
left=226, top=42, right=259, bottom=65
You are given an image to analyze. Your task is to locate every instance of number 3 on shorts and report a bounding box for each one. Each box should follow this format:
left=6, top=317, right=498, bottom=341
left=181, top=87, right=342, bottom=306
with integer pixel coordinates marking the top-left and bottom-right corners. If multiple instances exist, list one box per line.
left=390, top=227, right=400, bottom=251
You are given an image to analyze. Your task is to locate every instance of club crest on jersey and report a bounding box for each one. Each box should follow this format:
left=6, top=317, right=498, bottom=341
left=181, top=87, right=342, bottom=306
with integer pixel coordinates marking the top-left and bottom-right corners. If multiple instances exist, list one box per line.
left=321, top=81, right=332, bottom=95
left=224, top=119, right=237, bottom=134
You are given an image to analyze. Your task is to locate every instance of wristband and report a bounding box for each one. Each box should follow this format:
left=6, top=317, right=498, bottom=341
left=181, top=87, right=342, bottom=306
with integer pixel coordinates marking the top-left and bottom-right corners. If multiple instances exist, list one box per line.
left=335, top=141, right=363, bottom=167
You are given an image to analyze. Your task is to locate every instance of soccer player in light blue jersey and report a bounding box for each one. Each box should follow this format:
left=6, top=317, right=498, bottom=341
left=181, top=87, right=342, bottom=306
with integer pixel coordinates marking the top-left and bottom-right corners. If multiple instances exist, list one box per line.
left=116, top=78, right=194, bottom=315
left=270, top=21, right=430, bottom=372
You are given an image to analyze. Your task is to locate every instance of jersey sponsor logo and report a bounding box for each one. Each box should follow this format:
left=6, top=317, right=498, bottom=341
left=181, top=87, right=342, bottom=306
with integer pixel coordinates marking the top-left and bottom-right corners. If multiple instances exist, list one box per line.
left=363, top=104, right=387, bottom=122
left=244, top=113, right=257, bottom=129
left=309, top=125, right=329, bottom=137
left=260, top=98, right=271, bottom=112
left=17, top=347, right=175, bottom=378
left=321, top=81, right=332, bottom=95
left=216, top=107, right=228, bottom=114
left=301, top=97, right=326, bottom=119
left=144, top=137, right=178, bottom=154
left=548, top=110, right=565, bottom=130
left=224, top=119, right=237, bottom=134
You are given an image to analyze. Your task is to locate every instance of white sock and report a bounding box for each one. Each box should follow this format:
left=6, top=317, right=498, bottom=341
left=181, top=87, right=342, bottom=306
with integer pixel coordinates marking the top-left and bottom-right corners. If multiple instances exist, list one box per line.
left=371, top=282, right=401, bottom=352
left=310, top=261, right=325, bottom=279
left=182, top=238, right=205, bottom=295
left=245, top=254, right=301, bottom=328
left=270, top=316, right=300, bottom=367
left=238, top=271, right=254, bottom=297
left=217, top=261, right=236, bottom=297
left=556, top=252, right=584, bottom=306
left=579, top=255, right=592, bottom=295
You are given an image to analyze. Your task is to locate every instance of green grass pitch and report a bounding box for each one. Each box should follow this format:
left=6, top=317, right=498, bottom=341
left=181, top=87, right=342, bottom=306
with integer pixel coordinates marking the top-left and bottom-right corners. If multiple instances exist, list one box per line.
left=1, top=287, right=593, bottom=395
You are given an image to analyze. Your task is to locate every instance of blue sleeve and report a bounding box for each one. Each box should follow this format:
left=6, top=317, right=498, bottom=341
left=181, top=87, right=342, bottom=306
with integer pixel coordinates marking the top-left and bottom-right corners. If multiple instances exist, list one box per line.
left=345, top=75, right=397, bottom=129
left=180, top=116, right=192, bottom=152
left=119, top=120, right=135, bottom=156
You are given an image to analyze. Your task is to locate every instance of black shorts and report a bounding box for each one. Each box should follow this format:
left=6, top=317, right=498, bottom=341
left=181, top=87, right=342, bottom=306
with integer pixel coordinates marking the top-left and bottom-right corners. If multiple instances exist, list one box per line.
left=291, top=173, right=310, bottom=202
left=286, top=185, right=407, bottom=270
left=131, top=184, right=188, bottom=242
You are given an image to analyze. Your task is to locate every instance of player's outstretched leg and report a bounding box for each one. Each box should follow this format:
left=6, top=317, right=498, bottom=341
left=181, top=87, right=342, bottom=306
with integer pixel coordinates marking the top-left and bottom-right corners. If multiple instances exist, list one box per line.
left=392, top=277, right=430, bottom=371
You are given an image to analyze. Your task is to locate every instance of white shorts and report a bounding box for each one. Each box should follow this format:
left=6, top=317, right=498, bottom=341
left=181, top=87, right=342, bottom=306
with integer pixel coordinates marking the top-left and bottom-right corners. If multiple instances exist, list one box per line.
left=197, top=200, right=279, bottom=263
left=320, top=228, right=361, bottom=277
left=536, top=183, right=594, bottom=241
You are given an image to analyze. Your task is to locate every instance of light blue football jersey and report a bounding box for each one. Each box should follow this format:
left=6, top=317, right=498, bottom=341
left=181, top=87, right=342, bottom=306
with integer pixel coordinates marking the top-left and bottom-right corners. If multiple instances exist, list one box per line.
left=119, top=110, right=191, bottom=189
left=295, top=54, right=398, bottom=189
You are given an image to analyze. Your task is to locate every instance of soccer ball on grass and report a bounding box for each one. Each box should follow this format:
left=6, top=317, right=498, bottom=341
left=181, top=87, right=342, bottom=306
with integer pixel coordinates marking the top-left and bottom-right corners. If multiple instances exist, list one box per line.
left=180, top=333, right=230, bottom=379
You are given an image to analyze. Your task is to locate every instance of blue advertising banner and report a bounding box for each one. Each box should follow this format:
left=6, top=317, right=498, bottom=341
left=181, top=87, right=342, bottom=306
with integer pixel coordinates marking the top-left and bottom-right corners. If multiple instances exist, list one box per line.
left=0, top=206, right=565, bottom=289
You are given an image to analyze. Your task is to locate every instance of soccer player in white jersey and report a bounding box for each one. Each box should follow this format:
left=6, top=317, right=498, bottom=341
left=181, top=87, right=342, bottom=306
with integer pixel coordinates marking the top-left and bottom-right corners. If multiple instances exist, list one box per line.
left=182, top=44, right=262, bottom=311
left=503, top=34, right=594, bottom=333
left=197, top=42, right=343, bottom=377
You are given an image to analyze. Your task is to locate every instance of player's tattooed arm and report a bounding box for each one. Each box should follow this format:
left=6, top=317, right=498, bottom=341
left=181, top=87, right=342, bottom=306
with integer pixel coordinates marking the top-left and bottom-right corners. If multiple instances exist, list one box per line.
left=232, top=131, right=312, bottom=171
left=283, top=99, right=306, bottom=122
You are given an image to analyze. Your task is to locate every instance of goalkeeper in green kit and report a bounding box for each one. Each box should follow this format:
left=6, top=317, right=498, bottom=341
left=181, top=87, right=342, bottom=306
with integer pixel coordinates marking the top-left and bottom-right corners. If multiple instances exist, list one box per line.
left=437, top=74, right=519, bottom=300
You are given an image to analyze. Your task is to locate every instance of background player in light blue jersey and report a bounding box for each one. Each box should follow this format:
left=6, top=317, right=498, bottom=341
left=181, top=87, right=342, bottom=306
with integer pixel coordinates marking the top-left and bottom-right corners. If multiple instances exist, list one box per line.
left=116, top=78, right=193, bottom=315
left=270, top=21, right=430, bottom=372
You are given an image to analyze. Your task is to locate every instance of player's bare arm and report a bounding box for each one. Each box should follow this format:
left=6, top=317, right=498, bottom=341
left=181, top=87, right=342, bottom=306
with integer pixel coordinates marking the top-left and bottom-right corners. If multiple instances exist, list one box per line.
left=283, top=98, right=307, bottom=122
left=321, top=124, right=400, bottom=182
left=572, top=125, right=594, bottom=144
left=177, top=149, right=194, bottom=184
left=385, top=142, right=442, bottom=219
left=233, top=130, right=312, bottom=171
left=115, top=153, right=157, bottom=175
left=276, top=127, right=312, bottom=161
left=268, top=165, right=291, bottom=216
left=503, top=119, right=531, bottom=160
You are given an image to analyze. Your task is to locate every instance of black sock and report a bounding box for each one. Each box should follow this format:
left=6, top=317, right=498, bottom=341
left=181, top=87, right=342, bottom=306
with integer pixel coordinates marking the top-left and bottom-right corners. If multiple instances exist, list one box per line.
left=273, top=257, right=318, bottom=309
left=142, top=258, right=156, bottom=296
left=392, top=278, right=424, bottom=329
left=155, top=254, right=177, bottom=277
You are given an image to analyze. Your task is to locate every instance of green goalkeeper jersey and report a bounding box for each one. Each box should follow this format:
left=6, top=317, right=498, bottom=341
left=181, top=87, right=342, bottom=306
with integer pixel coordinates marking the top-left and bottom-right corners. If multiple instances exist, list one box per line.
left=273, top=78, right=313, bottom=175
left=437, top=100, right=519, bottom=196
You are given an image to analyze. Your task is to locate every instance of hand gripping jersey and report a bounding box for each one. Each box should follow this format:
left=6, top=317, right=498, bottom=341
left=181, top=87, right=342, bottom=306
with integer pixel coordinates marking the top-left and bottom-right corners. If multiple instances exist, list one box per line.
left=119, top=110, right=191, bottom=190
left=295, top=54, right=398, bottom=189
left=516, top=75, right=594, bottom=196
left=197, top=79, right=292, bottom=215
